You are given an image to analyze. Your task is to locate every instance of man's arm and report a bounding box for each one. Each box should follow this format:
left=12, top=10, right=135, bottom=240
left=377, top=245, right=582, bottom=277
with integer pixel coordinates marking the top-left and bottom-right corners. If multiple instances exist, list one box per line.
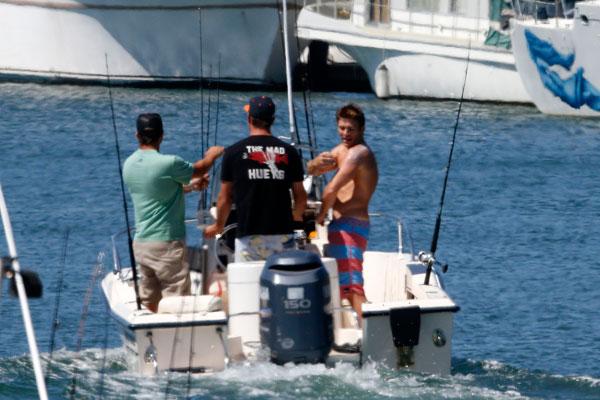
left=192, top=146, right=224, bottom=179
left=316, top=148, right=363, bottom=224
left=183, top=173, right=209, bottom=193
left=307, top=151, right=337, bottom=176
left=291, top=181, right=307, bottom=222
left=203, top=181, right=233, bottom=238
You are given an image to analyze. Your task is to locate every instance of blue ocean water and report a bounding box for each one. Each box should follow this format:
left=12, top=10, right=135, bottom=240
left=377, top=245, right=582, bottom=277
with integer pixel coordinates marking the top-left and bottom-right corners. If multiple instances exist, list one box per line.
left=0, top=82, right=599, bottom=399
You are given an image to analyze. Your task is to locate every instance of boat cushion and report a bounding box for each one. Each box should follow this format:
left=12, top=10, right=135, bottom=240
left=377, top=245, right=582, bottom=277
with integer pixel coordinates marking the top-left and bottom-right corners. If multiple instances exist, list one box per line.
left=157, top=295, right=223, bottom=314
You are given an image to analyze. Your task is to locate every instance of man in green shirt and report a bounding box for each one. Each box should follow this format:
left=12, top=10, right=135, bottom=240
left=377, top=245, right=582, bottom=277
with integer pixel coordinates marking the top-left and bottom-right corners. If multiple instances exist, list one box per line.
left=123, top=113, right=223, bottom=312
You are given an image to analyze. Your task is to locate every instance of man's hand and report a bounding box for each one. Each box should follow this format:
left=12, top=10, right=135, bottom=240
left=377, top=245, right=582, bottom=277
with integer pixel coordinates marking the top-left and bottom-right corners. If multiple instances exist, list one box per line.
left=185, top=174, right=209, bottom=192
left=204, top=223, right=222, bottom=238
left=308, top=151, right=336, bottom=175
left=205, top=146, right=225, bottom=161
left=316, top=212, right=326, bottom=226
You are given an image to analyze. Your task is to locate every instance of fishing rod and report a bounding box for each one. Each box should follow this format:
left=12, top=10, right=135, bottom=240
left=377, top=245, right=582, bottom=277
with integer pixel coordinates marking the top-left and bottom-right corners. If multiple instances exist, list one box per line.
left=199, top=7, right=205, bottom=158
left=196, top=8, right=213, bottom=223
left=0, top=184, right=48, bottom=400
left=292, top=0, right=324, bottom=198
left=202, top=65, right=213, bottom=213
left=105, top=55, right=142, bottom=310
left=69, top=253, right=104, bottom=399
left=279, top=0, right=303, bottom=158
left=214, top=54, right=221, bottom=149
left=209, top=54, right=222, bottom=206
left=97, top=299, right=110, bottom=398
left=45, top=228, right=69, bottom=384
left=423, top=41, right=471, bottom=286
left=293, top=0, right=317, bottom=161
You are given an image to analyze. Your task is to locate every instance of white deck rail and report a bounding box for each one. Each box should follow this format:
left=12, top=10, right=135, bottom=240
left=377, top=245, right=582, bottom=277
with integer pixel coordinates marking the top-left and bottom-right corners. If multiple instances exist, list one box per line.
left=304, top=0, right=492, bottom=41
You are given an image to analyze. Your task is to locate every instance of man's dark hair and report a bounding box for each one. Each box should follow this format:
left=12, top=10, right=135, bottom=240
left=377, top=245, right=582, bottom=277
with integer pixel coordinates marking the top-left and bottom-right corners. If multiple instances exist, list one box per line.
left=249, top=116, right=273, bottom=130
left=136, top=113, right=164, bottom=145
left=336, top=103, right=365, bottom=129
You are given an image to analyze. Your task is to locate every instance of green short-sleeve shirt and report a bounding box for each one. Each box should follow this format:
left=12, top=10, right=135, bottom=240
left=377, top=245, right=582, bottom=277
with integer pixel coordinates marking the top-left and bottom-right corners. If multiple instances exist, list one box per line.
left=123, top=149, right=194, bottom=241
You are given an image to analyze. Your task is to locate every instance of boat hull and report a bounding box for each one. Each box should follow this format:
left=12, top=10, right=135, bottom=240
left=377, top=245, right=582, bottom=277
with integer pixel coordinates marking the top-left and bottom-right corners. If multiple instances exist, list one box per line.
left=102, top=234, right=459, bottom=375
left=511, top=2, right=600, bottom=116
left=120, top=322, right=228, bottom=374
left=101, top=272, right=230, bottom=374
left=0, top=0, right=299, bottom=86
left=297, top=6, right=529, bottom=102
left=341, top=44, right=528, bottom=102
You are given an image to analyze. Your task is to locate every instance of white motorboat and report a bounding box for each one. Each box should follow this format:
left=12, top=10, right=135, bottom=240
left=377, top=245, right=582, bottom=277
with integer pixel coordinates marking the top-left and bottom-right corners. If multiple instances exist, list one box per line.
left=297, top=0, right=530, bottom=102
left=0, top=0, right=303, bottom=87
left=100, top=0, right=457, bottom=373
left=101, top=206, right=459, bottom=375
left=511, top=0, right=600, bottom=116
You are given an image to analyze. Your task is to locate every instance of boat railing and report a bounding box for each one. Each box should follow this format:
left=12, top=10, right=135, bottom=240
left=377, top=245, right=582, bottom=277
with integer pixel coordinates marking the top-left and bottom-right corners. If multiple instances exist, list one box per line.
left=368, top=212, right=415, bottom=258
left=304, top=0, right=491, bottom=42
left=512, top=0, right=576, bottom=21
left=304, top=0, right=354, bottom=19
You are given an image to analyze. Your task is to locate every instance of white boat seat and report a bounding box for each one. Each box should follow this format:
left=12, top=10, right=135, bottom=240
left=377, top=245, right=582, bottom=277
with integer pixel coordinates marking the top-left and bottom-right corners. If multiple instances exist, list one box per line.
left=157, top=295, right=223, bottom=314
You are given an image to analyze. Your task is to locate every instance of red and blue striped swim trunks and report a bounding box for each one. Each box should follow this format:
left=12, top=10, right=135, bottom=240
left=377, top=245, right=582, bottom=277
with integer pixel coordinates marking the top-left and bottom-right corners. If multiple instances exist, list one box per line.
left=326, top=217, right=370, bottom=298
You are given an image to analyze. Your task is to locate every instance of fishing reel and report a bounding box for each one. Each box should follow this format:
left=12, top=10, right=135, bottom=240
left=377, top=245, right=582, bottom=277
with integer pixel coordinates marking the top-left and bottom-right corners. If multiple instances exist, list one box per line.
left=417, top=251, right=448, bottom=274
left=1, top=256, right=43, bottom=298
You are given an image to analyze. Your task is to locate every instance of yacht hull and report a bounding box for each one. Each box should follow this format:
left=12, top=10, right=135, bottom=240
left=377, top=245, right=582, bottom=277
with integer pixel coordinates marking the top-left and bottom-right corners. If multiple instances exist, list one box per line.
left=511, top=2, right=600, bottom=116
left=0, top=0, right=299, bottom=86
left=297, top=4, right=529, bottom=102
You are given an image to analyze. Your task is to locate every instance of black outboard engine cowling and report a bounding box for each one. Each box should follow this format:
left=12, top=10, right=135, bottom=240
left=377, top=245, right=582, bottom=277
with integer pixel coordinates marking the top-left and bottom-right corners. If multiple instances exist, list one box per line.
left=260, top=250, right=333, bottom=365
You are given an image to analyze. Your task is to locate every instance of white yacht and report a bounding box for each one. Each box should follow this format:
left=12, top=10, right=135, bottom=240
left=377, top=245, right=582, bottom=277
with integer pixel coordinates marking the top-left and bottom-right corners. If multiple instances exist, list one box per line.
left=0, top=0, right=302, bottom=86
left=101, top=204, right=459, bottom=376
left=511, top=0, right=600, bottom=116
left=297, top=0, right=530, bottom=102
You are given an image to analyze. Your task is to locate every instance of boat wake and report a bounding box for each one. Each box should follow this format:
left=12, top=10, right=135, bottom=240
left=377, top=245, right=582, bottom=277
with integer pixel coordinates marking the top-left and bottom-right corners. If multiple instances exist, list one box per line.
left=1, top=349, right=598, bottom=399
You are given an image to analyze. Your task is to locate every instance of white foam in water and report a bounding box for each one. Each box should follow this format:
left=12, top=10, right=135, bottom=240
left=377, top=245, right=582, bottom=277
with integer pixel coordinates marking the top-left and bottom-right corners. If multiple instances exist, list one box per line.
left=554, top=374, right=600, bottom=388
left=482, top=359, right=506, bottom=371
left=211, top=359, right=535, bottom=399
left=13, top=346, right=599, bottom=399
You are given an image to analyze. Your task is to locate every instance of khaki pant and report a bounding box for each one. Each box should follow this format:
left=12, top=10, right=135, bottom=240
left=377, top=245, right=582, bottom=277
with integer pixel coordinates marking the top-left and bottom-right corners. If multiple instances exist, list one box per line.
left=133, top=240, right=191, bottom=309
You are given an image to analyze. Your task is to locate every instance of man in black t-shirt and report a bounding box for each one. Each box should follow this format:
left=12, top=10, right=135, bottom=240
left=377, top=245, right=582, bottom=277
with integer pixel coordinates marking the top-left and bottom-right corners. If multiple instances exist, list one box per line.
left=204, top=96, right=307, bottom=261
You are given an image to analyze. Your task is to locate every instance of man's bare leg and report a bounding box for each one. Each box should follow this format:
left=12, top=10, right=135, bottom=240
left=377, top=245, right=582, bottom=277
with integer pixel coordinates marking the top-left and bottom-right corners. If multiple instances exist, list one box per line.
left=349, top=292, right=367, bottom=327
left=145, top=302, right=158, bottom=313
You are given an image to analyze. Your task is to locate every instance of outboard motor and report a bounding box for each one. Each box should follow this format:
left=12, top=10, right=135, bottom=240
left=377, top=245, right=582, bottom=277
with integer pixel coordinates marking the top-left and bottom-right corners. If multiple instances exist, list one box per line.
left=260, top=250, right=333, bottom=364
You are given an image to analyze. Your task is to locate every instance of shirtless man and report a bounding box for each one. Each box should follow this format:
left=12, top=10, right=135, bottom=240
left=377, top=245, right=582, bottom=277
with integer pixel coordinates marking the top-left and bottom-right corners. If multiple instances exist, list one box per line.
left=307, top=103, right=378, bottom=320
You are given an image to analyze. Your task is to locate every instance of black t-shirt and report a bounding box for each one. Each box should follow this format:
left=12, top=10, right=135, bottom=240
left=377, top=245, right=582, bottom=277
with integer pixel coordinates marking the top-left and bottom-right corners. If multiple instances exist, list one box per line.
left=221, top=135, right=304, bottom=237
